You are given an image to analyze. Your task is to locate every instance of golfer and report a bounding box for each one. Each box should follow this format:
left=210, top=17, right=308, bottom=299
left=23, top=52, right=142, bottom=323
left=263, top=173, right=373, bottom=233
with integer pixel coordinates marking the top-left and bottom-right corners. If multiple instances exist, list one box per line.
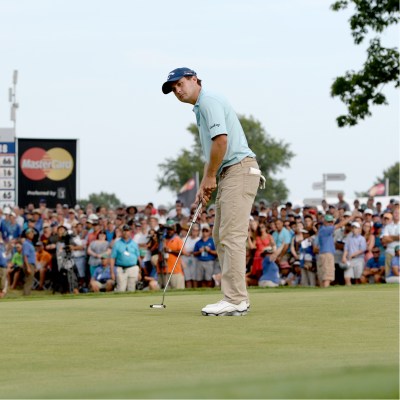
left=162, top=67, right=263, bottom=316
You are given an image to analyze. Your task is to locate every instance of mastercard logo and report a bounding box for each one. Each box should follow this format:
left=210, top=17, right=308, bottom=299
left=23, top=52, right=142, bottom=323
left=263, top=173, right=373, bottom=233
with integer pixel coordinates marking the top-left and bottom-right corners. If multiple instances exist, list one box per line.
left=20, top=147, right=74, bottom=181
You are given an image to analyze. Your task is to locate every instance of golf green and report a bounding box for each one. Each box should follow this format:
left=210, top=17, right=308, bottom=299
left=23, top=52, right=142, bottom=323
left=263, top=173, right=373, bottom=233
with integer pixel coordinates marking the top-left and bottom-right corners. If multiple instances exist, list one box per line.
left=0, top=285, right=398, bottom=399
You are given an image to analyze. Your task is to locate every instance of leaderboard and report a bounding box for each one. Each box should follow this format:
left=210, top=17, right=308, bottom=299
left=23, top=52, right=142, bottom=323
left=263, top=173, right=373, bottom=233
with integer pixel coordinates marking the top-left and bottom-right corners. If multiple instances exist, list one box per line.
left=0, top=142, right=16, bottom=208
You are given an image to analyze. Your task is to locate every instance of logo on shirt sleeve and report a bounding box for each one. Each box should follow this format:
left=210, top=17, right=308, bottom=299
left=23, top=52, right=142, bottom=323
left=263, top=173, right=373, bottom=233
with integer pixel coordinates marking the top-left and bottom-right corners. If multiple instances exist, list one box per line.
left=209, top=123, right=220, bottom=130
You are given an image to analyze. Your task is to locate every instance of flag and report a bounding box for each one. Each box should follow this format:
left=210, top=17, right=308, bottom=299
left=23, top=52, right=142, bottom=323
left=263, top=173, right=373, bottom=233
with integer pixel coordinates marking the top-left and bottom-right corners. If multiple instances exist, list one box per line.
left=177, top=174, right=198, bottom=207
left=369, top=183, right=385, bottom=197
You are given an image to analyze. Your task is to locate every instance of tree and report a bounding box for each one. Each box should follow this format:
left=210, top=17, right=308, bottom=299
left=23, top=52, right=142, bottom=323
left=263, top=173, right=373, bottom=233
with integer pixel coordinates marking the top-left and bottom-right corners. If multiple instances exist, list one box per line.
left=78, top=192, right=122, bottom=210
left=355, top=162, right=399, bottom=197
left=157, top=115, right=294, bottom=203
left=331, top=0, right=399, bottom=127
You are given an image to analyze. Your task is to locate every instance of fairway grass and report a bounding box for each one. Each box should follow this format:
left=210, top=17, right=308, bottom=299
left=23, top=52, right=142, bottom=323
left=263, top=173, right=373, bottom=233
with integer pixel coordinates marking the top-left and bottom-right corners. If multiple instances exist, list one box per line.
left=0, top=285, right=398, bottom=399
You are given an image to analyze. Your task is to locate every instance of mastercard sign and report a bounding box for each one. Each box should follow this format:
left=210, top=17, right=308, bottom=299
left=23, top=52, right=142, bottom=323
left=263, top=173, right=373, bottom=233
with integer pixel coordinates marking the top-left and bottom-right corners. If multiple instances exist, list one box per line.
left=20, top=147, right=74, bottom=181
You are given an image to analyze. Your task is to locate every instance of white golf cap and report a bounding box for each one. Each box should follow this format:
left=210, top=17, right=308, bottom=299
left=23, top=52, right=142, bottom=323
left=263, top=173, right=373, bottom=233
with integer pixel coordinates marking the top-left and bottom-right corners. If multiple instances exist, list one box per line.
left=364, top=208, right=373, bottom=214
left=352, top=222, right=361, bottom=228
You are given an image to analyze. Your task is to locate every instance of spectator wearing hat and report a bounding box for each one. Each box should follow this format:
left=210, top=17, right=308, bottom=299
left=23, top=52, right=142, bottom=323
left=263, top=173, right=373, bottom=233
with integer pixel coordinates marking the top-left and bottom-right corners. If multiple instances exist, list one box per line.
left=21, top=218, right=40, bottom=245
left=258, top=246, right=280, bottom=288
left=158, top=220, right=185, bottom=289
left=381, top=210, right=400, bottom=277
left=110, top=225, right=140, bottom=292
left=316, top=214, right=353, bottom=288
left=35, top=241, right=52, bottom=290
left=193, top=224, right=217, bottom=288
left=87, top=215, right=101, bottom=246
left=386, top=245, right=399, bottom=284
left=360, top=246, right=385, bottom=284
left=157, top=205, right=168, bottom=226
left=90, top=254, right=116, bottom=292
left=22, top=229, right=36, bottom=295
left=126, top=206, right=138, bottom=221
left=342, top=222, right=367, bottom=286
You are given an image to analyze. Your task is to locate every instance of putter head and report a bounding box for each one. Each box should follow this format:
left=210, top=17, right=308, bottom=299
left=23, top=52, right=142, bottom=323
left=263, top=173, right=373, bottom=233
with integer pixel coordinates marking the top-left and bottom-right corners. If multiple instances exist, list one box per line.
left=150, top=304, right=166, bottom=309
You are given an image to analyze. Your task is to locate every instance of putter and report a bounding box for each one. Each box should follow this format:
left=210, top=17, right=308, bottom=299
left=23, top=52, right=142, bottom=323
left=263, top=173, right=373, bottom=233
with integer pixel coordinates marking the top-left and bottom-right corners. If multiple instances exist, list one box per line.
left=150, top=202, right=203, bottom=309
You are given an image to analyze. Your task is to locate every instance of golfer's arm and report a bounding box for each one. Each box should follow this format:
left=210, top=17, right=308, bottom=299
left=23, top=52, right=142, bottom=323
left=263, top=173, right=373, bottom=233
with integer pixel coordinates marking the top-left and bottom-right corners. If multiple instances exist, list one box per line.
left=205, top=134, right=227, bottom=178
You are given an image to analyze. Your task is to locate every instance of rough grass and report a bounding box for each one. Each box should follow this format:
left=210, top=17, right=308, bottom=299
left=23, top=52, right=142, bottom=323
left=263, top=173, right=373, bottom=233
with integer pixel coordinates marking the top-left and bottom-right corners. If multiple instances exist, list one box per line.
left=0, top=285, right=398, bottom=399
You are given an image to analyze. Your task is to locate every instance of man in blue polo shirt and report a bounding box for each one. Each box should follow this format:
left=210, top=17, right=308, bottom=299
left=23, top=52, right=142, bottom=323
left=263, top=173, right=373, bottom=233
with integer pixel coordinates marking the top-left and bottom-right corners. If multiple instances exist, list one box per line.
left=316, top=214, right=353, bottom=288
left=110, top=225, right=140, bottom=292
left=22, top=228, right=36, bottom=295
left=163, top=67, right=264, bottom=316
left=193, top=224, right=217, bottom=288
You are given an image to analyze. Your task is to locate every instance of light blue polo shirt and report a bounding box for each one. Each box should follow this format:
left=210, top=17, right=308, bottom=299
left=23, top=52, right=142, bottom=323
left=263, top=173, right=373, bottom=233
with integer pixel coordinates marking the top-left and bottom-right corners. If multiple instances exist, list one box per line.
left=193, top=89, right=255, bottom=176
left=111, top=238, right=140, bottom=267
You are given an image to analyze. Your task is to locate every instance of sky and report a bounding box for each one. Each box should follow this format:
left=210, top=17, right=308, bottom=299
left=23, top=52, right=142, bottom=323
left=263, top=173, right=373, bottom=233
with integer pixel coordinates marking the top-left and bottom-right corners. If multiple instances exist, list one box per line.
left=0, top=0, right=398, bottom=208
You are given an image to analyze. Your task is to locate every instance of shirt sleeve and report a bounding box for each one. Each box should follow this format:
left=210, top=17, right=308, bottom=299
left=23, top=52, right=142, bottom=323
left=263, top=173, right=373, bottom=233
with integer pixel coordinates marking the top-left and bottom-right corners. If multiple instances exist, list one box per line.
left=200, top=97, right=227, bottom=139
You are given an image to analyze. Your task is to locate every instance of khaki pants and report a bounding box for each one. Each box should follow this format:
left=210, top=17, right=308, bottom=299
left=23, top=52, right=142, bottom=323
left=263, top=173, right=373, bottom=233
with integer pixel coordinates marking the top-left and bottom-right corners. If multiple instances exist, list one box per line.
left=23, top=264, right=35, bottom=296
left=213, top=157, right=260, bottom=304
left=158, top=273, right=185, bottom=289
left=0, top=267, right=7, bottom=293
left=385, top=253, right=393, bottom=277
left=116, top=266, right=139, bottom=292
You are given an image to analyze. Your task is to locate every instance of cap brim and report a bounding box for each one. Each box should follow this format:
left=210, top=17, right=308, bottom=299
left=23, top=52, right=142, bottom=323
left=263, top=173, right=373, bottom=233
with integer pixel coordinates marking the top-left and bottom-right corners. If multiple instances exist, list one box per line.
left=162, top=74, right=195, bottom=94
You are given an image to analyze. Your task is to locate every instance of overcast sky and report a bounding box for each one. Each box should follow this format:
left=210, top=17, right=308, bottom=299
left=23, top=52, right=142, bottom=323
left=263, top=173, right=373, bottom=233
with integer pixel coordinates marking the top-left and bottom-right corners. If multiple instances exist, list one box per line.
left=0, top=0, right=398, bottom=208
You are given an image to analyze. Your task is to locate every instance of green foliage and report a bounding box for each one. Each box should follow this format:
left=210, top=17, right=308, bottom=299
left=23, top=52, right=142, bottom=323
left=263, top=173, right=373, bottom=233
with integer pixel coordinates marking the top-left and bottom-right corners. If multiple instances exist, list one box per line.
left=78, top=192, right=122, bottom=209
left=331, top=0, right=399, bottom=127
left=157, top=115, right=294, bottom=203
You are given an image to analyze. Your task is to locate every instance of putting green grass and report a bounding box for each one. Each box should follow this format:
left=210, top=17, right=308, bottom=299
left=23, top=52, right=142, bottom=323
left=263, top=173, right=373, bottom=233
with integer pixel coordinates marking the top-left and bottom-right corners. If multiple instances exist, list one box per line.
left=0, top=285, right=398, bottom=399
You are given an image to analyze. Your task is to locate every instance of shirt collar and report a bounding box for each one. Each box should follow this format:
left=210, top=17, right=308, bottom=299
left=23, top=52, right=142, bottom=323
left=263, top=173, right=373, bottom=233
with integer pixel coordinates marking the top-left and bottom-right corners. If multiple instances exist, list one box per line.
left=192, top=88, right=204, bottom=112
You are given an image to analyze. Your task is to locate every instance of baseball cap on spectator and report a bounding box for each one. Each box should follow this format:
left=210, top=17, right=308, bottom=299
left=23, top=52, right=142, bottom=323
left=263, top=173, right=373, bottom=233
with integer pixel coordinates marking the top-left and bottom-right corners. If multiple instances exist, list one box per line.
left=62, top=204, right=69, bottom=209
left=374, top=223, right=383, bottom=229
left=162, top=67, right=197, bottom=94
left=158, top=205, right=168, bottom=212
left=50, top=221, right=58, bottom=227
left=352, top=222, right=361, bottom=228
left=74, top=204, right=81, bottom=211
left=3, top=206, right=11, bottom=215
left=202, top=223, right=211, bottom=231
left=10, top=211, right=16, bottom=217
left=39, top=198, right=46, bottom=204
left=259, top=212, right=267, bottom=217
left=88, top=214, right=99, bottom=223
left=344, top=211, right=352, bottom=217
left=364, top=208, right=373, bottom=215
left=308, top=209, right=316, bottom=216
left=328, top=204, right=336, bottom=209
left=25, top=228, right=35, bottom=235
left=126, top=205, right=138, bottom=213
left=324, top=214, right=334, bottom=222
left=293, top=205, right=301, bottom=210
left=121, top=224, right=131, bottom=231
left=35, top=241, right=44, bottom=247
left=101, top=253, right=109, bottom=259
left=165, top=219, right=176, bottom=229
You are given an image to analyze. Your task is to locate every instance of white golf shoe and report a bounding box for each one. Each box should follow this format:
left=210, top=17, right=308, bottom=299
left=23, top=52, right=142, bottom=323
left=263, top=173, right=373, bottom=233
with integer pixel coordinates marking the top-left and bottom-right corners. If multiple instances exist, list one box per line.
left=201, top=300, right=248, bottom=316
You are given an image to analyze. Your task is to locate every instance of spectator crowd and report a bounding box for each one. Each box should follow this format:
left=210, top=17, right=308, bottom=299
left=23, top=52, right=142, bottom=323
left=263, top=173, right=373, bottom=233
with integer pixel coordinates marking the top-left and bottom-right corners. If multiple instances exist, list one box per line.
left=0, top=193, right=399, bottom=299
